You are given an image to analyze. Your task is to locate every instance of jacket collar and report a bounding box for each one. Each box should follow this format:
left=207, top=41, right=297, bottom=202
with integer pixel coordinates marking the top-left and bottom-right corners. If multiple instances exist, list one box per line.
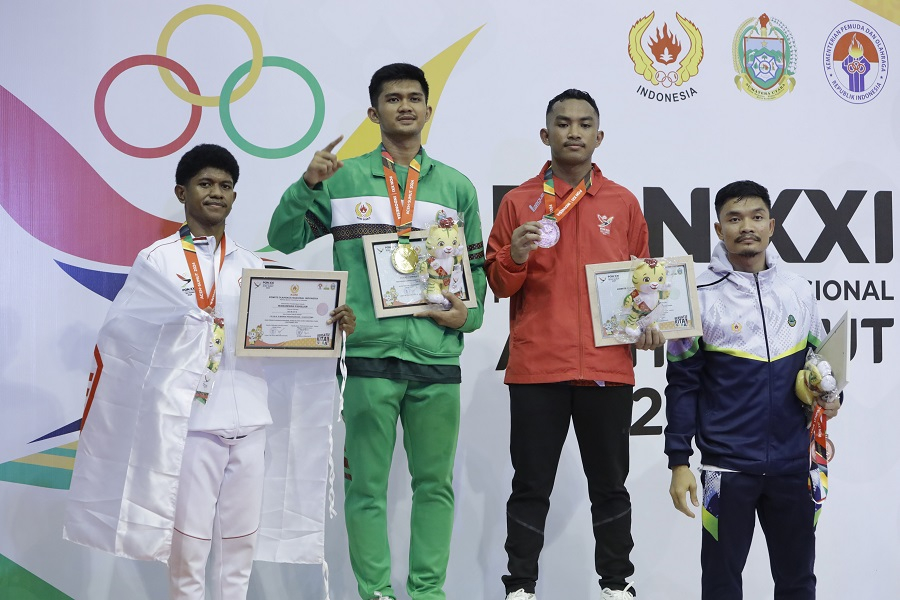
left=368, top=145, right=435, bottom=179
left=709, top=241, right=780, bottom=291
left=538, top=161, right=604, bottom=197
left=178, top=224, right=238, bottom=257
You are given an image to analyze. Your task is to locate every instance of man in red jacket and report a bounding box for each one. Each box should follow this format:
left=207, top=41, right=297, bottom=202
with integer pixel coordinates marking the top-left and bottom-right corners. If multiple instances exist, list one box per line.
left=485, top=89, right=663, bottom=600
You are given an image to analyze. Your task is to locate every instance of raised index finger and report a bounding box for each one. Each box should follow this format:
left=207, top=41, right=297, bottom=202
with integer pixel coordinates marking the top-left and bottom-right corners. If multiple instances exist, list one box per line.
left=322, top=135, right=344, bottom=153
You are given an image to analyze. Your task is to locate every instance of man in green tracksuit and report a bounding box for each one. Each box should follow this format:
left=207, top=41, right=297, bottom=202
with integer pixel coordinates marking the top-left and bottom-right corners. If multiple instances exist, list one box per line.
left=267, top=63, right=485, bottom=600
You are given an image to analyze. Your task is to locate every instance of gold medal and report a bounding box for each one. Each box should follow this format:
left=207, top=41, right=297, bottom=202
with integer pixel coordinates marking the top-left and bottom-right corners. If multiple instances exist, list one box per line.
left=382, top=148, right=423, bottom=274
left=391, top=244, right=419, bottom=274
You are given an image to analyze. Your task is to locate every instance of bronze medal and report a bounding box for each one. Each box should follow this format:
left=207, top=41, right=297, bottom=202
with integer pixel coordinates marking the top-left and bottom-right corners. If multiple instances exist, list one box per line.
left=809, top=436, right=836, bottom=463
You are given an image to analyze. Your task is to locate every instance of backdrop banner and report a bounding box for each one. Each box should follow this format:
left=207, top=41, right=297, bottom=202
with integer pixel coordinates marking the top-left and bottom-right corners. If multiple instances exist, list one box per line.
left=0, top=1, right=896, bottom=598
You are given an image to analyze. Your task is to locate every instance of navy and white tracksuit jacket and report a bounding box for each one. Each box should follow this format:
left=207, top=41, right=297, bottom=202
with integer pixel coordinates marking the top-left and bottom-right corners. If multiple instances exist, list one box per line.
left=664, top=242, right=825, bottom=475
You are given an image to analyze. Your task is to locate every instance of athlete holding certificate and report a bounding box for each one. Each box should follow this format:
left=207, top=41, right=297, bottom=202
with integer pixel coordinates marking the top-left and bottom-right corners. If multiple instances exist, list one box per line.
left=268, top=63, right=486, bottom=600
left=485, top=89, right=663, bottom=600
left=65, top=144, right=355, bottom=600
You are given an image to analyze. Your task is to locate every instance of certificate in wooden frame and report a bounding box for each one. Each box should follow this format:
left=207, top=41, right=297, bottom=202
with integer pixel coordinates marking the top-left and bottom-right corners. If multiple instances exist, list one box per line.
left=236, top=268, right=348, bottom=357
left=585, top=256, right=702, bottom=347
left=362, top=230, right=478, bottom=318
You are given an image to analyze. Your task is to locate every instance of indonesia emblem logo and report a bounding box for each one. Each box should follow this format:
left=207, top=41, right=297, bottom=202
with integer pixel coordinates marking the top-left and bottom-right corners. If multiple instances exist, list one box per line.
left=597, top=214, right=614, bottom=236
left=628, top=11, right=703, bottom=102
left=824, top=21, right=888, bottom=104
left=355, top=202, right=373, bottom=220
left=733, top=13, right=797, bottom=100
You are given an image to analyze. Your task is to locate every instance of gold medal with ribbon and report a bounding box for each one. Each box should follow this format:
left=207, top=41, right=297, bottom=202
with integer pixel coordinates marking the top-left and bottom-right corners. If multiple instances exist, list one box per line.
left=382, top=147, right=422, bottom=274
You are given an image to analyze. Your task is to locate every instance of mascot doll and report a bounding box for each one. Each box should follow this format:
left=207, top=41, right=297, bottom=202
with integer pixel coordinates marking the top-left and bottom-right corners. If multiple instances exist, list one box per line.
left=795, top=353, right=838, bottom=408
left=621, top=258, right=670, bottom=338
left=422, top=211, right=464, bottom=309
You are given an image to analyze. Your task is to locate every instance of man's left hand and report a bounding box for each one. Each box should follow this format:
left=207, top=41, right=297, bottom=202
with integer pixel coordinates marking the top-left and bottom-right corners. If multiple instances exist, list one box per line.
left=415, top=291, right=468, bottom=329
left=634, top=325, right=665, bottom=351
left=817, top=395, right=841, bottom=420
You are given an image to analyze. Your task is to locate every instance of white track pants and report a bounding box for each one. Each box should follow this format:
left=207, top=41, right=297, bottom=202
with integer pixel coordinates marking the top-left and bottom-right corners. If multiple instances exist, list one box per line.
left=168, top=429, right=266, bottom=600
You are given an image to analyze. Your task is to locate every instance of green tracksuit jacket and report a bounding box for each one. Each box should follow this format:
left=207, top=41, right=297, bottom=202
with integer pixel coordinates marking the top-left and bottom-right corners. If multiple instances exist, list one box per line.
left=267, top=147, right=486, bottom=366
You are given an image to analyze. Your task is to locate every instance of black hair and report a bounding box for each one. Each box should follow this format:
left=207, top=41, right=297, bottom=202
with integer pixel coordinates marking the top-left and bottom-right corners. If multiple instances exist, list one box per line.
left=175, top=144, right=239, bottom=186
left=368, top=63, right=429, bottom=107
left=714, top=180, right=771, bottom=218
left=545, top=89, right=600, bottom=118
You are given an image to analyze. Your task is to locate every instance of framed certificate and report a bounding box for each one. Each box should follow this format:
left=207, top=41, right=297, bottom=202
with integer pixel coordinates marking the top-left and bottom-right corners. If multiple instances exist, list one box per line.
left=362, top=230, right=479, bottom=318
left=585, top=255, right=702, bottom=347
left=235, top=268, right=348, bottom=357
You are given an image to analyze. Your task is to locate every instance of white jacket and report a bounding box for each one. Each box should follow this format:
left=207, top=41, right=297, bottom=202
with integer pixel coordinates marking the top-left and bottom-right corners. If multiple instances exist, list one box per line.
left=64, top=235, right=337, bottom=564
left=140, top=229, right=272, bottom=436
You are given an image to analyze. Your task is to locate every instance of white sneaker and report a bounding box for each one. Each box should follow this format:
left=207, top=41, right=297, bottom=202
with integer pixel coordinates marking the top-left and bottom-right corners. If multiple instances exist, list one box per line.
left=601, top=582, right=635, bottom=599
left=506, top=589, right=536, bottom=600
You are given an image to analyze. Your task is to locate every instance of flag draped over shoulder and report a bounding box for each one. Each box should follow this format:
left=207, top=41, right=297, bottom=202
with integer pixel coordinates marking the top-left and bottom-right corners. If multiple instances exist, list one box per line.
left=257, top=358, right=335, bottom=564
left=63, top=257, right=336, bottom=565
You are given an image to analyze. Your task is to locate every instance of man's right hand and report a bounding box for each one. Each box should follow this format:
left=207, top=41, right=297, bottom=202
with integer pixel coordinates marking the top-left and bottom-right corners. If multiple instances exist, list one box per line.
left=669, top=464, right=699, bottom=518
left=302, top=135, right=345, bottom=187
left=509, top=221, right=543, bottom=264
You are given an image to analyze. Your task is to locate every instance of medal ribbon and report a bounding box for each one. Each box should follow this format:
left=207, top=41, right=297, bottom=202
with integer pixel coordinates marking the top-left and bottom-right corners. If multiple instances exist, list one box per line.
left=542, top=165, right=592, bottom=222
left=179, top=223, right=226, bottom=311
left=808, top=403, right=829, bottom=505
left=382, top=147, right=422, bottom=245
left=180, top=223, right=227, bottom=404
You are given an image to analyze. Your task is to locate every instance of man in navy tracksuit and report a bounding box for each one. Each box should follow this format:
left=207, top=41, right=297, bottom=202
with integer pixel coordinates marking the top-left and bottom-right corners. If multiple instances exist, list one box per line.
left=664, top=180, right=842, bottom=600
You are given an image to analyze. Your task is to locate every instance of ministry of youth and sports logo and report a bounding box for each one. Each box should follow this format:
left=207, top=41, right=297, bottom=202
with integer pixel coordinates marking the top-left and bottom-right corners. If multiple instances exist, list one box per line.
left=824, top=21, right=889, bottom=104
left=628, top=11, right=704, bottom=102
left=733, top=13, right=797, bottom=100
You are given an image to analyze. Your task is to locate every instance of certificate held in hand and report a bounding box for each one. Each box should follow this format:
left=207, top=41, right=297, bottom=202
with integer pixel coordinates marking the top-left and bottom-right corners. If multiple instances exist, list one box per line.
left=236, top=268, right=348, bottom=357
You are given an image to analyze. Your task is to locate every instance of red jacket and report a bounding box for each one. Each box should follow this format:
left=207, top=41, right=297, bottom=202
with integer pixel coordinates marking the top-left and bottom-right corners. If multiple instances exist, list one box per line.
left=485, top=162, right=649, bottom=384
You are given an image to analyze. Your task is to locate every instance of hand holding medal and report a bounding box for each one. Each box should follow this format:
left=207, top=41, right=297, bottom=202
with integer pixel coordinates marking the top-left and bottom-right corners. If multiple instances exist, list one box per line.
left=509, top=221, right=543, bottom=264
left=795, top=348, right=841, bottom=504
left=510, top=165, right=592, bottom=263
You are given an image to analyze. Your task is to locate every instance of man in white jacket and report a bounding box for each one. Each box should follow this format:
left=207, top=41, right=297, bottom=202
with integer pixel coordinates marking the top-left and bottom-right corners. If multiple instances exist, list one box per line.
left=65, top=144, right=355, bottom=599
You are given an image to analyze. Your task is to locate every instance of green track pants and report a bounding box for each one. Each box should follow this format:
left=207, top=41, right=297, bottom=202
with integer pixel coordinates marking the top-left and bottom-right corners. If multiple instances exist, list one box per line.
left=342, top=375, right=460, bottom=600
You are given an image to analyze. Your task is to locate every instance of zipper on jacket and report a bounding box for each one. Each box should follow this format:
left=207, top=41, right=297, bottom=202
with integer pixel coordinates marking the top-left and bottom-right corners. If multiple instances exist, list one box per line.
left=576, top=201, right=584, bottom=379
left=754, top=273, right=771, bottom=361
left=754, top=272, right=772, bottom=471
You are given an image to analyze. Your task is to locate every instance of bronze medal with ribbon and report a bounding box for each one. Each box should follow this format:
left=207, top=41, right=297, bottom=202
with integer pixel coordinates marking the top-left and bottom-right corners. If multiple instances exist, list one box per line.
left=180, top=223, right=226, bottom=404
left=808, top=403, right=833, bottom=505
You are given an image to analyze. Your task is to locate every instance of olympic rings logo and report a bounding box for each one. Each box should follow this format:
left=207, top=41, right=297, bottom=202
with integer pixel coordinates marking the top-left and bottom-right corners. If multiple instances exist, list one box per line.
left=94, top=4, right=325, bottom=159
